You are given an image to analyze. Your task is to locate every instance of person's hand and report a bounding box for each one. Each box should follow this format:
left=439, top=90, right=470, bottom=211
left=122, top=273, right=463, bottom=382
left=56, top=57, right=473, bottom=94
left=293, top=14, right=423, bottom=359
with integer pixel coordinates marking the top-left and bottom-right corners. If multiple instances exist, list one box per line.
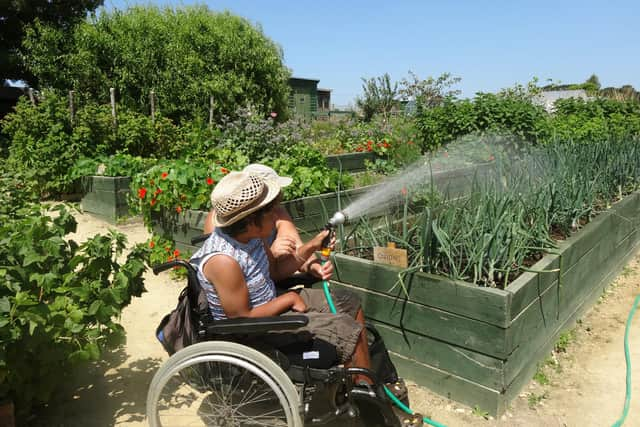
left=270, top=236, right=297, bottom=259
left=310, top=229, right=336, bottom=252
left=309, top=259, right=334, bottom=281
left=288, top=292, right=308, bottom=312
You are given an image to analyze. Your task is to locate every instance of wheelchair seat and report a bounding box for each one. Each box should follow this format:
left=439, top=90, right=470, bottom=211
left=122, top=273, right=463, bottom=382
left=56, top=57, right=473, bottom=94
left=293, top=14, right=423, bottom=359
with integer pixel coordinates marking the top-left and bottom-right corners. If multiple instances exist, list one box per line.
left=146, top=259, right=416, bottom=427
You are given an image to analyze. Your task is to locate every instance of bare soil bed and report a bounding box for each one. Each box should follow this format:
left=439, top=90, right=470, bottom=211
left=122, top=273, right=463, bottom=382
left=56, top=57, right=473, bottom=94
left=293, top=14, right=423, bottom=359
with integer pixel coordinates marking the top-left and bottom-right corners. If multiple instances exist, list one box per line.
left=28, top=211, right=640, bottom=427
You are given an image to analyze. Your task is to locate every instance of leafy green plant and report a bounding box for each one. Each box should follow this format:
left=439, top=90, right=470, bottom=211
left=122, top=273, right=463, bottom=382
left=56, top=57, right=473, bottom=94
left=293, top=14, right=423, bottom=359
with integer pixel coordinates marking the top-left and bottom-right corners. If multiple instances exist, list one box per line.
left=71, top=154, right=157, bottom=179
left=472, top=405, right=490, bottom=419
left=129, top=157, right=239, bottom=227
left=0, top=204, right=148, bottom=418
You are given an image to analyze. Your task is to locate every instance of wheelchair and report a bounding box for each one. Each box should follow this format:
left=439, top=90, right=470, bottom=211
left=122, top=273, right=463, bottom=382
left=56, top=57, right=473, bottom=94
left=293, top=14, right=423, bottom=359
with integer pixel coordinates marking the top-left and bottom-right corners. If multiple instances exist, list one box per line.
left=146, top=256, right=421, bottom=427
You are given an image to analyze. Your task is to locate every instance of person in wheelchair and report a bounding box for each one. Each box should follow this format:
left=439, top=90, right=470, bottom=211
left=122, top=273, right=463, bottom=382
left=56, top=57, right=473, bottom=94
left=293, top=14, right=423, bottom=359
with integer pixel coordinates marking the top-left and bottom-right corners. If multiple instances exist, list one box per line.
left=190, top=170, right=373, bottom=384
left=203, top=164, right=328, bottom=282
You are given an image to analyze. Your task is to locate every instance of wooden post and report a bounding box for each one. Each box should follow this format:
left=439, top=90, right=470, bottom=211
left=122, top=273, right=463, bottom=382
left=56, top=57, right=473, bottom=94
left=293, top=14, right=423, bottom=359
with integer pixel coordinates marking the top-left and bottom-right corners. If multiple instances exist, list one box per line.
left=28, top=88, right=36, bottom=105
left=69, top=90, right=75, bottom=125
left=110, top=87, right=117, bottom=131
left=150, top=90, right=156, bottom=124
left=209, top=95, right=214, bottom=127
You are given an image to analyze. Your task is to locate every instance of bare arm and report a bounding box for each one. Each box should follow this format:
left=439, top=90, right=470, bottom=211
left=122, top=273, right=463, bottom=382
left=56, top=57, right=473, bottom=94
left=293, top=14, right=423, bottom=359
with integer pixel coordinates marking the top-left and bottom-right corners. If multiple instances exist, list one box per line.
left=202, top=254, right=306, bottom=318
left=203, top=210, right=215, bottom=234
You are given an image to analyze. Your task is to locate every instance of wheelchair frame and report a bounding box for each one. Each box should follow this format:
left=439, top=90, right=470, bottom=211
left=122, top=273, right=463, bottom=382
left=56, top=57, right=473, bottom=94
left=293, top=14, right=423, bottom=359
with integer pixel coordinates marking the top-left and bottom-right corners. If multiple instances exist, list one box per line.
left=146, top=259, right=404, bottom=427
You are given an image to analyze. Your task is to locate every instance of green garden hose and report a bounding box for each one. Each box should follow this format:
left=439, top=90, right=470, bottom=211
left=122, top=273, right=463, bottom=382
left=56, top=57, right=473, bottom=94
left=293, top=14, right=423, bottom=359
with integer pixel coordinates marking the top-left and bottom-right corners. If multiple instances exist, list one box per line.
left=322, top=277, right=448, bottom=427
left=611, top=293, right=640, bottom=427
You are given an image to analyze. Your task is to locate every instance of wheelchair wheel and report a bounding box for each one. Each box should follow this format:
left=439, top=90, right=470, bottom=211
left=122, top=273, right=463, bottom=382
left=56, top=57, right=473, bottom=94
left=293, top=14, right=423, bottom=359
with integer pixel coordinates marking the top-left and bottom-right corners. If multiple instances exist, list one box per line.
left=147, top=341, right=303, bottom=427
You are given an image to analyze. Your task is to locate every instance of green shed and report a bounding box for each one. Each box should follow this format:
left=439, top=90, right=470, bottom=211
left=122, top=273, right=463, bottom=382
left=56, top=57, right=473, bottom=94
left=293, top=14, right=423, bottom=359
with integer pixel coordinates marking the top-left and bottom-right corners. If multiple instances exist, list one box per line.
left=288, top=77, right=319, bottom=121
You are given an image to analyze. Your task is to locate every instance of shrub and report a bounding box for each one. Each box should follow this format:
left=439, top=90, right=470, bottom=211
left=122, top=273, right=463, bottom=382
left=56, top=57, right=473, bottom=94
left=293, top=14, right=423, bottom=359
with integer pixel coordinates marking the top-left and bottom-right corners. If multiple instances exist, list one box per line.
left=0, top=204, right=148, bottom=418
left=22, top=5, right=291, bottom=123
left=2, top=91, right=84, bottom=197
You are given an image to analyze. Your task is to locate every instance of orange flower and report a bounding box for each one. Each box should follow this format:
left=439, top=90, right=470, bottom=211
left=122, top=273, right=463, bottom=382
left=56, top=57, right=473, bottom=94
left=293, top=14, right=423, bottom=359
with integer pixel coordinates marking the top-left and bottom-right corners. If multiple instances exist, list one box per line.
left=367, top=146, right=373, bottom=152
left=150, top=198, right=157, bottom=206
left=355, top=146, right=363, bottom=152
left=165, top=246, right=171, bottom=253
left=220, top=167, right=229, bottom=174
left=206, top=177, right=214, bottom=185
left=161, top=172, right=168, bottom=180
left=176, top=206, right=182, bottom=213
left=138, top=188, right=147, bottom=199
left=149, top=241, right=155, bottom=249
left=167, top=255, right=173, bottom=262
left=173, top=249, right=180, bottom=258
left=383, top=141, right=390, bottom=148
left=154, top=188, right=162, bottom=195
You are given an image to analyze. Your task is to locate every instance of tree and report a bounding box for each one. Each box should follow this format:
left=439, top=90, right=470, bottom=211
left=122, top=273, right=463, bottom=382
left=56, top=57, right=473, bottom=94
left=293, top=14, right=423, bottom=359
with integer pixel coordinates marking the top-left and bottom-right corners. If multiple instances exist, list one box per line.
left=398, top=71, right=461, bottom=108
left=356, top=73, right=398, bottom=121
left=1, top=0, right=103, bottom=84
left=20, top=5, right=291, bottom=123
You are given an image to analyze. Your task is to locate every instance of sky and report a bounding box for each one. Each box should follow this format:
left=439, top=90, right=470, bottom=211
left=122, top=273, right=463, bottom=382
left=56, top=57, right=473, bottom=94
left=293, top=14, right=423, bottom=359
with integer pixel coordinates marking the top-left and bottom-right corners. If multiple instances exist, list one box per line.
left=106, top=0, right=640, bottom=108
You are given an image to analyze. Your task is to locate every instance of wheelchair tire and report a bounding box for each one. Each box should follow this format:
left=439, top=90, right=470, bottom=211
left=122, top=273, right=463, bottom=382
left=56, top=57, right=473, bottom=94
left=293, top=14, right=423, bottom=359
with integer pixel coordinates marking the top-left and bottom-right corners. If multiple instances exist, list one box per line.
left=147, top=341, right=303, bottom=427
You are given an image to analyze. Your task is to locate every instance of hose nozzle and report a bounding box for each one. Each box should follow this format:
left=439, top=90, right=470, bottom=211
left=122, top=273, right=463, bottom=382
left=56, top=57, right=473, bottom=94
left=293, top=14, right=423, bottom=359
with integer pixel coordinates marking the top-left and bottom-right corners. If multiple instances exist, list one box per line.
left=328, top=211, right=347, bottom=228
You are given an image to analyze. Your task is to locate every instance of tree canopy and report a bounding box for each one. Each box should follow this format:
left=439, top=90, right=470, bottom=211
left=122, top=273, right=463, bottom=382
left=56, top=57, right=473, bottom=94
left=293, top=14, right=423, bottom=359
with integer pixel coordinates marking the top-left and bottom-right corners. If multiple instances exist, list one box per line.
left=20, top=5, right=291, bottom=123
left=1, top=0, right=103, bottom=84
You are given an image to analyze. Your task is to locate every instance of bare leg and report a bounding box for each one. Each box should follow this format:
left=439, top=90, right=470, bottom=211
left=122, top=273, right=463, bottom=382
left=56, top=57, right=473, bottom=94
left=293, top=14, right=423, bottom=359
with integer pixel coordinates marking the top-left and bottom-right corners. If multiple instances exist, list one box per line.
left=344, top=308, right=372, bottom=384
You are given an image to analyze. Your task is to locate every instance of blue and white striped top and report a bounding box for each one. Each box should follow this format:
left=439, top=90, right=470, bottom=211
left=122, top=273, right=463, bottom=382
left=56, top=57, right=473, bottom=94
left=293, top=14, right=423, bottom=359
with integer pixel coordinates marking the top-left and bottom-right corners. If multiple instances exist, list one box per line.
left=190, top=228, right=276, bottom=320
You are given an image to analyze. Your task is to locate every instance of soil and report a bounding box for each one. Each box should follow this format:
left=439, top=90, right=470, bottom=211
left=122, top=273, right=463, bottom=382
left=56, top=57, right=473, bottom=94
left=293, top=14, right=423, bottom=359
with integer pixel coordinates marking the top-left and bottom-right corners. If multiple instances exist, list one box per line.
left=28, top=211, right=640, bottom=427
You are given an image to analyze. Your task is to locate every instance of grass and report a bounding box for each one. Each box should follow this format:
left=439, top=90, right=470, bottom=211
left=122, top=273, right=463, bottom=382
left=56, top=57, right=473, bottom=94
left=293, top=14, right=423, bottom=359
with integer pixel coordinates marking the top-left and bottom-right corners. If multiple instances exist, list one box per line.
left=533, top=365, right=550, bottom=385
left=554, top=330, right=575, bottom=353
left=472, top=405, right=490, bottom=419
left=527, top=391, right=549, bottom=409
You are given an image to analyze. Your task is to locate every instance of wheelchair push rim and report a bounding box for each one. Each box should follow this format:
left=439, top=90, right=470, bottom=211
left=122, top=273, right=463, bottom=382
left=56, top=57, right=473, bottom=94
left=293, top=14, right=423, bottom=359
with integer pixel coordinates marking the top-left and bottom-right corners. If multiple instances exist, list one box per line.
left=147, top=341, right=303, bottom=427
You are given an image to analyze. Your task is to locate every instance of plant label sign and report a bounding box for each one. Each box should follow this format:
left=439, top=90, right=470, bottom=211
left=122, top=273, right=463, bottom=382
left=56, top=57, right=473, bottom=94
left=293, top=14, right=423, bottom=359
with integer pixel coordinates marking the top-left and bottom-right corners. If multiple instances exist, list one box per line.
left=373, top=243, right=408, bottom=268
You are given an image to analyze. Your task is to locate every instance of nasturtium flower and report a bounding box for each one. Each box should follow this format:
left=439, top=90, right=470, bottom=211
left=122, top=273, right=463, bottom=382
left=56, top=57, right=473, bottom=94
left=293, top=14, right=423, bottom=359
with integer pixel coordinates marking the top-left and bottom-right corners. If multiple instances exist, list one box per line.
left=206, top=177, right=214, bottom=185
left=161, top=172, right=168, bottom=179
left=155, top=188, right=162, bottom=195
left=176, top=206, right=182, bottom=213
left=173, top=249, right=180, bottom=258
left=150, top=198, right=157, bottom=206
left=149, top=241, right=155, bottom=249
left=138, top=188, right=147, bottom=198
left=221, top=167, right=229, bottom=174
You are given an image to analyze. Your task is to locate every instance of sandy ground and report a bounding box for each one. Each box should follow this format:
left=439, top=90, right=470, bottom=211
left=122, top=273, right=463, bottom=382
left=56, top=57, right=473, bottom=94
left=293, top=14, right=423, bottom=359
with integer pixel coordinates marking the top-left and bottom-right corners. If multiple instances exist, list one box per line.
left=28, top=211, right=640, bottom=427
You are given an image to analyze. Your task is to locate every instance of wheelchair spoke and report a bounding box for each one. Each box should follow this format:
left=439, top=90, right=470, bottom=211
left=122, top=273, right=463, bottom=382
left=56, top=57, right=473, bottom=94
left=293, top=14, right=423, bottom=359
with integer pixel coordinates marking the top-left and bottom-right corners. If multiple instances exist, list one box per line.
left=148, top=343, right=299, bottom=427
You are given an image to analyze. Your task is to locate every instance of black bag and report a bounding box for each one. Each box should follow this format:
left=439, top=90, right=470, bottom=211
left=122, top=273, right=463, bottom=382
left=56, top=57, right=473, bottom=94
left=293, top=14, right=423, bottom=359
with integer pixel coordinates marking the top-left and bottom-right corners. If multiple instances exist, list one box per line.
left=366, top=322, right=399, bottom=384
left=156, top=285, right=209, bottom=356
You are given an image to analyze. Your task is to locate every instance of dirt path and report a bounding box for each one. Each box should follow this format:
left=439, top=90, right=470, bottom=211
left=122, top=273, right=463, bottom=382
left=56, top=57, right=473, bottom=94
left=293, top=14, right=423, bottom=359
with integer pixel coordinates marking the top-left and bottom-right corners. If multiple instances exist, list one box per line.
left=30, top=212, right=640, bottom=427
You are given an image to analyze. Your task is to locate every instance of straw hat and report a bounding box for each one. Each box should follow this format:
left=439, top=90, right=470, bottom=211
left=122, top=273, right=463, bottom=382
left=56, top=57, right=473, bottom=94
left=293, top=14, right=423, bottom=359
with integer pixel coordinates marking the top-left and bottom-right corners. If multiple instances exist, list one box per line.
left=211, top=171, right=281, bottom=227
left=243, top=164, right=293, bottom=187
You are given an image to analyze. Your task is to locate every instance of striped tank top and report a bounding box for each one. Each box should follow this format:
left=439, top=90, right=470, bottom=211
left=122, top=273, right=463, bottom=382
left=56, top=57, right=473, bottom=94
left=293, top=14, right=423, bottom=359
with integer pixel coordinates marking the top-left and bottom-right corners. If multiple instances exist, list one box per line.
left=190, top=228, right=276, bottom=320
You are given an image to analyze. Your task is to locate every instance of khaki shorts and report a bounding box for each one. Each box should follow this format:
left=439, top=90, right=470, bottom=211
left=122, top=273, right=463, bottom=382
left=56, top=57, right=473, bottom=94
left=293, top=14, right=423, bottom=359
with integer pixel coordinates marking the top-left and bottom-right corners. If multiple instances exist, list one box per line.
left=265, top=288, right=363, bottom=363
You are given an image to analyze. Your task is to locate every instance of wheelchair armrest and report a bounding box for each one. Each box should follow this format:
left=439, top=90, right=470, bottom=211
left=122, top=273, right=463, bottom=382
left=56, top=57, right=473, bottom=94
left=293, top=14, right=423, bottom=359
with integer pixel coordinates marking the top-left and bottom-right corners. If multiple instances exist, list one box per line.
left=205, top=315, right=308, bottom=335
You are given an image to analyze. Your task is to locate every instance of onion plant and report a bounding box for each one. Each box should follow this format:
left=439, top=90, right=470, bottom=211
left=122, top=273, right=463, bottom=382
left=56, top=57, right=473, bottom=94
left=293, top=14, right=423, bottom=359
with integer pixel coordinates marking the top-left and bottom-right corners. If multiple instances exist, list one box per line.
left=339, top=137, right=640, bottom=289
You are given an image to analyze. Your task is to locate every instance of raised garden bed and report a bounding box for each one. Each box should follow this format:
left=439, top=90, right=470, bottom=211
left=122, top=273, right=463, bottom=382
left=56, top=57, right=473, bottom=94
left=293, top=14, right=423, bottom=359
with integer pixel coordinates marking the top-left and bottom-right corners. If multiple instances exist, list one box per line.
left=325, top=152, right=377, bottom=172
left=80, top=176, right=131, bottom=223
left=151, top=163, right=491, bottom=253
left=327, top=190, right=640, bottom=415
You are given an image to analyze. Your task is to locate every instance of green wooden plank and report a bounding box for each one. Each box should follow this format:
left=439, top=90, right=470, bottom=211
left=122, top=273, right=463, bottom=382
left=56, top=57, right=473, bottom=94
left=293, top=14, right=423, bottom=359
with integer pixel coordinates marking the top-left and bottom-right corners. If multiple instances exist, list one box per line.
left=508, top=192, right=640, bottom=321
left=330, top=281, right=508, bottom=358
left=370, top=321, right=504, bottom=390
left=333, top=254, right=510, bottom=327
left=390, top=352, right=504, bottom=417
left=326, top=153, right=377, bottom=172
left=506, top=255, right=560, bottom=321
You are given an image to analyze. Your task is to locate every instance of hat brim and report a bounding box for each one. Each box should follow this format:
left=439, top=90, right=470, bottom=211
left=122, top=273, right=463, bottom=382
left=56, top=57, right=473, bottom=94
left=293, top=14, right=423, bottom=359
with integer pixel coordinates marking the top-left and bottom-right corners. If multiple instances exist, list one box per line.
left=278, top=176, right=293, bottom=187
left=213, top=178, right=281, bottom=227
